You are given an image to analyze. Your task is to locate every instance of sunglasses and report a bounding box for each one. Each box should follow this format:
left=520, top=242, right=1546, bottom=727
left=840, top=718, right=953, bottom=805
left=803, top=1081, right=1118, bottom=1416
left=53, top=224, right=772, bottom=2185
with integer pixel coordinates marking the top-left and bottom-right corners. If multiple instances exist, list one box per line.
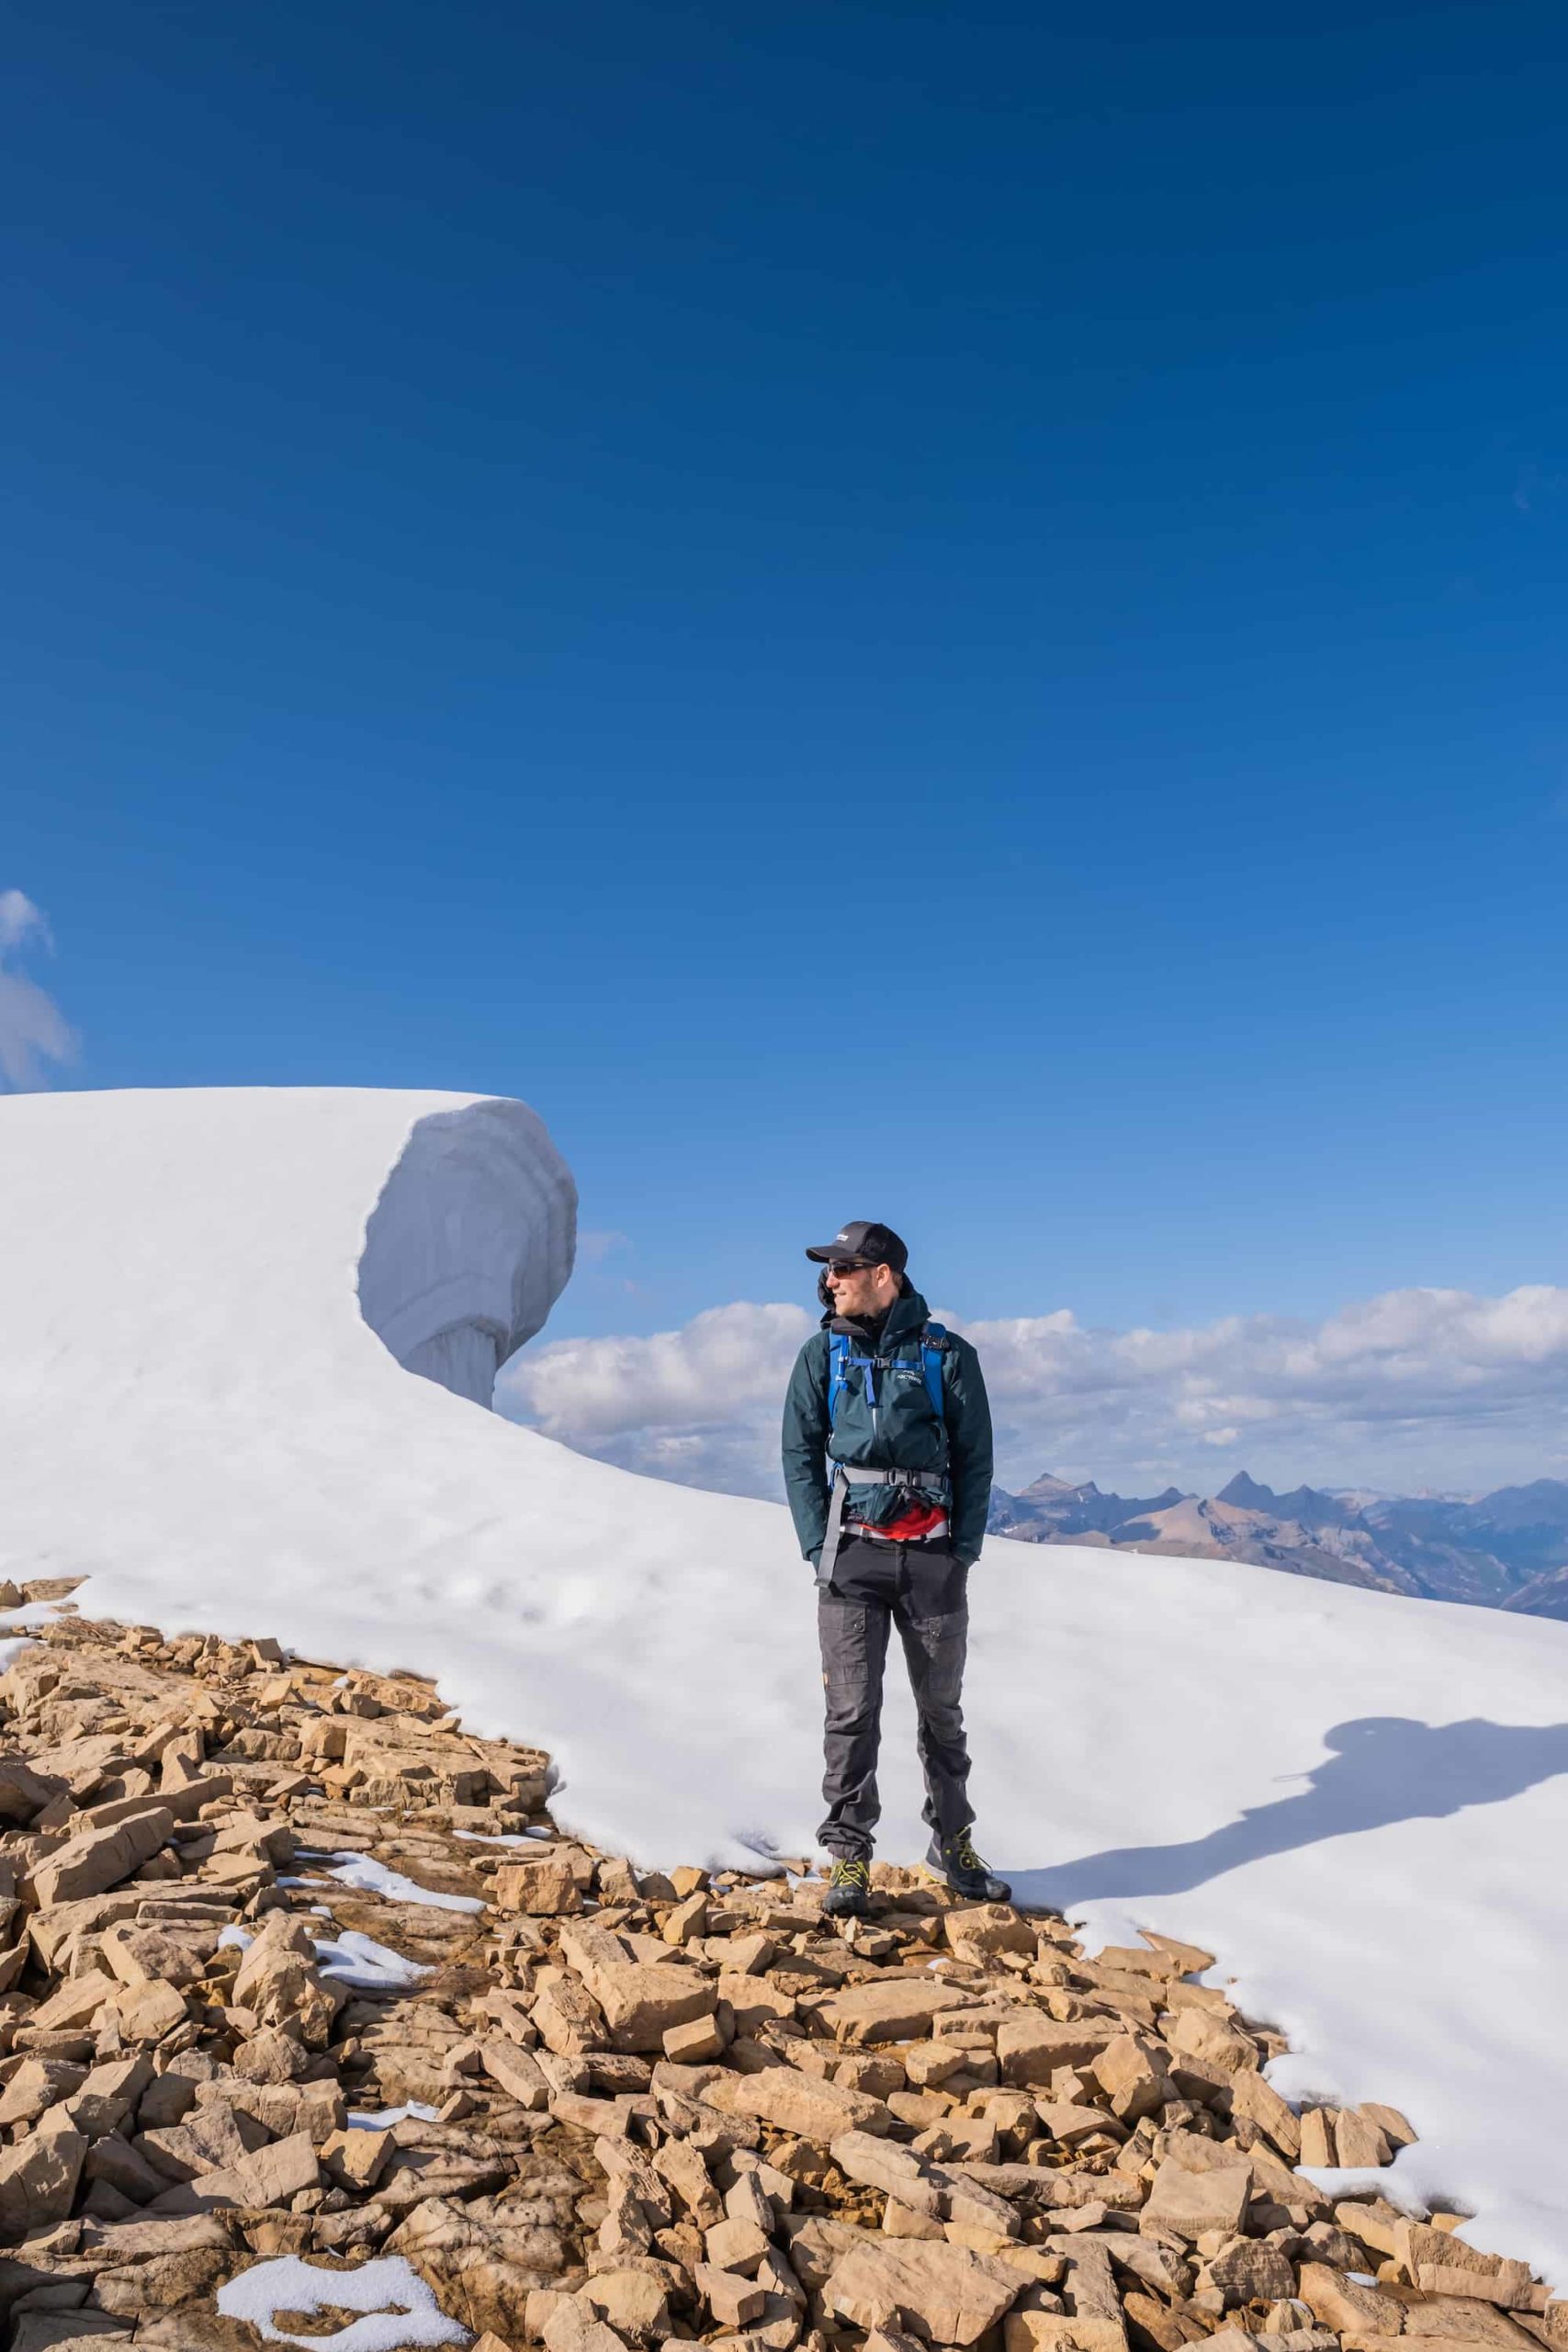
left=826, top=1261, right=875, bottom=1276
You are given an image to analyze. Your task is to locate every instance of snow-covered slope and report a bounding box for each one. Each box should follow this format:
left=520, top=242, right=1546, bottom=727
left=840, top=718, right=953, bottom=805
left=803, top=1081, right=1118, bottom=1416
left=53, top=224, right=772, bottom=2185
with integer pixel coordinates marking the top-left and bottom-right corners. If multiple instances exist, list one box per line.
left=4, top=1088, right=1568, bottom=2286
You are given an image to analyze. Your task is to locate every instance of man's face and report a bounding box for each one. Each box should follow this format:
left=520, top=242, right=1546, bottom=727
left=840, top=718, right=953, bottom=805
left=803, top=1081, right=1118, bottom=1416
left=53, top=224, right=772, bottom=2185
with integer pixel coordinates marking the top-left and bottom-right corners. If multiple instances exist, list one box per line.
left=825, top=1260, right=897, bottom=1317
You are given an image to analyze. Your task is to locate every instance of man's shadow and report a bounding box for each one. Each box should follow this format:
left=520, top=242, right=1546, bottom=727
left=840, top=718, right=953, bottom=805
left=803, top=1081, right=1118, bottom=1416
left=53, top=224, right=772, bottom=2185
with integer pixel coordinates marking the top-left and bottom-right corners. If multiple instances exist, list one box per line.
left=1009, top=1717, right=1568, bottom=1912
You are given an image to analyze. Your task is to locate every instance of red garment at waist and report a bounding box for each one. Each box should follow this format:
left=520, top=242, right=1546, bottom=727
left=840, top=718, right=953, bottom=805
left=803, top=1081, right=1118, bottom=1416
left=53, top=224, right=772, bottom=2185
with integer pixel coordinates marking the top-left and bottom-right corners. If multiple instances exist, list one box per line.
left=845, top=1502, right=950, bottom=1545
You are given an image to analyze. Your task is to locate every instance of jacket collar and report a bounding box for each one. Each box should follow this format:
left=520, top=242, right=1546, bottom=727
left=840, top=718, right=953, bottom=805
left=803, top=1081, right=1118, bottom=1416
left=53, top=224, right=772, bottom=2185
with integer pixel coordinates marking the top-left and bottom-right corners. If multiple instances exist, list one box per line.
left=823, top=1287, right=931, bottom=1345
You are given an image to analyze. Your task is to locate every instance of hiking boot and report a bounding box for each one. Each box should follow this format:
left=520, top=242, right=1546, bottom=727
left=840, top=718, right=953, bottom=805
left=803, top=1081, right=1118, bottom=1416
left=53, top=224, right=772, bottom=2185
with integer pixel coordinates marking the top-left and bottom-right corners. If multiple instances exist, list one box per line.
left=821, top=1857, right=873, bottom=1918
left=925, top=1830, right=1011, bottom=1903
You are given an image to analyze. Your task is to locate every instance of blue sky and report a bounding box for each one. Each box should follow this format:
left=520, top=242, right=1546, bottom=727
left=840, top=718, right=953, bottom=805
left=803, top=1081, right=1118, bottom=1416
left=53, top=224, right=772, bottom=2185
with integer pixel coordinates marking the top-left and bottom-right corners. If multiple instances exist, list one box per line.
left=5, top=1, right=1567, bottom=1431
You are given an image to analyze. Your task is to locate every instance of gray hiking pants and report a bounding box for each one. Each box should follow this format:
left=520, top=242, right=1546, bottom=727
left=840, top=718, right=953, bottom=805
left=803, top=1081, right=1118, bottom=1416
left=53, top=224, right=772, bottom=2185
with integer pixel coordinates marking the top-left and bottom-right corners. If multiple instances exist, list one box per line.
left=817, top=1536, right=973, bottom=1862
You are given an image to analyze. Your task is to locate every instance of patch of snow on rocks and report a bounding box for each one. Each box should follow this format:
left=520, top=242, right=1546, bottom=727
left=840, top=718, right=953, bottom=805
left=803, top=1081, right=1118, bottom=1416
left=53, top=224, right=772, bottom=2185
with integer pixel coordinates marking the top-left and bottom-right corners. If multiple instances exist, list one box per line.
left=315, top=1849, right=485, bottom=1913
left=314, top=1928, right=432, bottom=1994
left=216, top=2253, right=468, bottom=2350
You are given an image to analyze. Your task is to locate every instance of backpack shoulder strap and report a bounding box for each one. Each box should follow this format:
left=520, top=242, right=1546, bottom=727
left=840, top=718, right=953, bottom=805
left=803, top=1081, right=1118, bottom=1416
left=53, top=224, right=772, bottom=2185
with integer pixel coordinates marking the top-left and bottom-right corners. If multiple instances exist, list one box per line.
left=827, top=1330, right=849, bottom=1426
left=920, top=1322, right=949, bottom=1421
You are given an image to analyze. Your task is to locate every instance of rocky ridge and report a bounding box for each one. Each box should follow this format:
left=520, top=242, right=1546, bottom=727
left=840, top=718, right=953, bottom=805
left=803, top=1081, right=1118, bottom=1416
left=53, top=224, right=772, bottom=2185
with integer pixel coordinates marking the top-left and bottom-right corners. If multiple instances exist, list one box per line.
left=0, top=1591, right=1562, bottom=2352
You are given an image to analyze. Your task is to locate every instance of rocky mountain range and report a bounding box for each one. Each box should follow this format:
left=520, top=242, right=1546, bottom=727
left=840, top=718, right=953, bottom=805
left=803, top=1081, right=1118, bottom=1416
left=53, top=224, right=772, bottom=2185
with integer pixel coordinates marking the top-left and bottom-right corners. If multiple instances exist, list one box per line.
left=987, top=1469, right=1568, bottom=1616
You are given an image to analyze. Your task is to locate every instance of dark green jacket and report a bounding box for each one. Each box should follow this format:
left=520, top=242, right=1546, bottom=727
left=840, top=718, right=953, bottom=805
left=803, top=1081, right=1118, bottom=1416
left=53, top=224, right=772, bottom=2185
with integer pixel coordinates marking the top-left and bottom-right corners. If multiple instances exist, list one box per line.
left=781, top=1287, right=994, bottom=1568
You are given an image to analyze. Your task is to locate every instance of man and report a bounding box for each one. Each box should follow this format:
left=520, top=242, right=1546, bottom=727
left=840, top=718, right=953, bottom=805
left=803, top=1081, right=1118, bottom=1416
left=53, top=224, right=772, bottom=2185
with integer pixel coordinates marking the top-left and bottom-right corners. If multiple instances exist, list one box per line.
left=781, top=1219, right=1010, bottom=1919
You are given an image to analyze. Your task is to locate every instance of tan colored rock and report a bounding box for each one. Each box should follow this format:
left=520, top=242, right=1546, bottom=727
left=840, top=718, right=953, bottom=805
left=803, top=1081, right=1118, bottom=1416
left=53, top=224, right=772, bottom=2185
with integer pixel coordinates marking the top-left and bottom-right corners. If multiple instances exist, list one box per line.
left=1199, top=2240, right=1295, bottom=2306
left=0, top=2115, right=87, bottom=2237
left=480, top=2038, right=550, bottom=2109
left=493, top=1855, right=581, bottom=1914
left=1226, top=2070, right=1302, bottom=2161
left=722, top=2065, right=894, bottom=2141
left=707, top=2214, right=771, bottom=2274
left=996, top=2018, right=1116, bottom=2088
left=0, top=1759, right=62, bottom=1824
left=1027, top=2102, right=1108, bottom=2148
left=90, top=2246, right=232, bottom=2313
left=1359, top=2102, right=1416, bottom=2151
left=579, top=2266, right=674, bottom=2341
left=1139, top=1931, right=1215, bottom=1973
left=904, top=2042, right=972, bottom=2090
left=1085, top=2031, right=1169, bottom=2123
left=1140, top=2155, right=1251, bottom=2242
left=663, top=2014, right=725, bottom=2064
left=0, top=2056, right=88, bottom=2126
left=826, top=2234, right=1023, bottom=2346
left=320, top=2125, right=394, bottom=2190
left=28, top=1969, right=119, bottom=2033
left=833, top=2132, right=942, bottom=2215
left=1298, top=2109, right=1337, bottom=2167
left=140, top=2100, right=267, bottom=2181
left=697, top=2264, right=767, bottom=2324
left=558, top=1922, right=716, bottom=2054
left=85, top=2127, right=171, bottom=2203
left=1333, top=2108, right=1393, bottom=2168
left=156, top=2124, right=321, bottom=2212
left=887, top=2198, right=947, bottom=2242
left=26, top=1808, right=174, bottom=1909
left=388, top=2191, right=570, bottom=2339
left=99, top=1923, right=210, bottom=1991
left=721, top=1973, right=797, bottom=2035
left=662, top=1892, right=708, bottom=1946
left=107, top=1979, right=188, bottom=2045
left=1296, top=2261, right=1404, bottom=2333
left=597, top=1960, right=716, bottom=2052
left=541, top=2303, right=624, bottom=2352
left=534, top=1971, right=610, bottom=2056
left=816, top=1979, right=979, bottom=2047
left=943, top=1907, right=1035, bottom=1961
left=231, top=2027, right=311, bottom=2084
left=1397, top=2300, right=1540, bottom=2350
left=654, top=2135, right=722, bottom=2226
left=1395, top=2222, right=1532, bottom=2308
left=1161, top=2007, right=1258, bottom=2075
left=231, top=1914, right=342, bottom=2047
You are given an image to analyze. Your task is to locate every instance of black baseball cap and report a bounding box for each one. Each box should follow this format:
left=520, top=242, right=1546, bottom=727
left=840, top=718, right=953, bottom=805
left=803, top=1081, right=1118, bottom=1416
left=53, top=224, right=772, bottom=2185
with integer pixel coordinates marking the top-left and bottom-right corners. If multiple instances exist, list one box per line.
left=805, top=1219, right=909, bottom=1272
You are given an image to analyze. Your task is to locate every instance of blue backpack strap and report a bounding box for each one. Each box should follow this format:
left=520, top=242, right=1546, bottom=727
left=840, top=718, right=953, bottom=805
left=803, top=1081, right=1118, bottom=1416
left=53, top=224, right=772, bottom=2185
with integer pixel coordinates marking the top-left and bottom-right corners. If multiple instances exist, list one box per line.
left=920, top=1322, right=949, bottom=1420
left=827, top=1330, right=849, bottom=1426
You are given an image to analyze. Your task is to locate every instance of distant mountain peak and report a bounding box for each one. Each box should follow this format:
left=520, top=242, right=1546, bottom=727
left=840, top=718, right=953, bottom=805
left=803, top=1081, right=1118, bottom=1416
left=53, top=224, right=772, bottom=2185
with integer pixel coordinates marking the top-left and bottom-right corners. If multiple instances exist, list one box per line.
left=1217, top=1471, right=1278, bottom=1510
left=1018, top=1471, right=1098, bottom=1501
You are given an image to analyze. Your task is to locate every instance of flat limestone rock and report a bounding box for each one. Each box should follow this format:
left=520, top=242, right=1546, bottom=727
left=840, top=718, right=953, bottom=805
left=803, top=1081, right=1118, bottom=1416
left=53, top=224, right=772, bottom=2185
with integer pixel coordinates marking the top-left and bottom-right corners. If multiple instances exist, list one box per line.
left=1397, top=2222, right=1534, bottom=2309
left=815, top=1979, right=981, bottom=2047
left=826, top=2233, right=1023, bottom=2346
left=996, top=2018, right=1118, bottom=2087
left=492, top=1857, right=581, bottom=1914
left=831, top=2132, right=942, bottom=2217
left=557, top=1922, right=716, bottom=2054
left=0, top=2120, right=88, bottom=2240
left=1296, top=2261, right=1404, bottom=2334
left=719, top=2066, right=895, bottom=2141
left=1162, top=2007, right=1258, bottom=2076
left=26, top=1810, right=175, bottom=1911
left=1139, top=2155, right=1251, bottom=2242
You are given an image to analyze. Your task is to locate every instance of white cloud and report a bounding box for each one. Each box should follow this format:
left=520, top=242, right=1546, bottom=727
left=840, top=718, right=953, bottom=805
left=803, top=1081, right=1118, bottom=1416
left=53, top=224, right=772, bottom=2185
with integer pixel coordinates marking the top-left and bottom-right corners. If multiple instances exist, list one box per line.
left=0, top=890, right=76, bottom=1091
left=497, top=1284, right=1568, bottom=1501
left=499, top=1301, right=815, bottom=1496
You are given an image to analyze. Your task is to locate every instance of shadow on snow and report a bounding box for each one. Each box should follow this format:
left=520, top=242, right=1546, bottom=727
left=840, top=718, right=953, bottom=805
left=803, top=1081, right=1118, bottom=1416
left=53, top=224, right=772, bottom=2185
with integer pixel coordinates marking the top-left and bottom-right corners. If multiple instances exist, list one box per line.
left=1008, top=1715, right=1568, bottom=1912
